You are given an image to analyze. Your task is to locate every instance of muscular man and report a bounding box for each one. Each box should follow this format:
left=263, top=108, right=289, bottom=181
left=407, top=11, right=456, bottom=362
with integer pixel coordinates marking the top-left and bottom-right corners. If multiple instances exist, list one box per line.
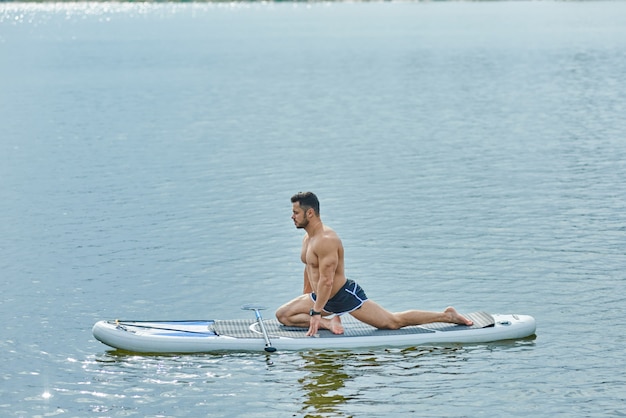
left=276, top=191, right=473, bottom=337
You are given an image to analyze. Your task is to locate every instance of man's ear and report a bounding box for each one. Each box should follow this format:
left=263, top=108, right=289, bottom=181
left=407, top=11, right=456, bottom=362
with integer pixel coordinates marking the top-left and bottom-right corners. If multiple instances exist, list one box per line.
left=306, top=208, right=314, bottom=218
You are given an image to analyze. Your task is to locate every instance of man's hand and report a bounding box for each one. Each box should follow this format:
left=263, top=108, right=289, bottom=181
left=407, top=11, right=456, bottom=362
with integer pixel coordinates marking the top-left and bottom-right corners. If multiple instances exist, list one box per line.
left=306, top=315, right=321, bottom=337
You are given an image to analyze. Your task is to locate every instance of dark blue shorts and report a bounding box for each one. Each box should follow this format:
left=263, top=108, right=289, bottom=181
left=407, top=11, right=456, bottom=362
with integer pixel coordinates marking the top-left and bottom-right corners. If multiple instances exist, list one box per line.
left=311, top=279, right=368, bottom=315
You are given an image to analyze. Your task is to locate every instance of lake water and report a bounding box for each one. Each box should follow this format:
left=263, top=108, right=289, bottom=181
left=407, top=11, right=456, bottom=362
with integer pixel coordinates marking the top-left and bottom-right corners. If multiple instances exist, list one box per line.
left=1, top=1, right=625, bottom=416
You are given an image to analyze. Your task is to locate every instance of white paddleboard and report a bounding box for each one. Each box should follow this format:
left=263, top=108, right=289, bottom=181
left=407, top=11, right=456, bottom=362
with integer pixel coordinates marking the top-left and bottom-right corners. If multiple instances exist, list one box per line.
left=92, top=310, right=536, bottom=353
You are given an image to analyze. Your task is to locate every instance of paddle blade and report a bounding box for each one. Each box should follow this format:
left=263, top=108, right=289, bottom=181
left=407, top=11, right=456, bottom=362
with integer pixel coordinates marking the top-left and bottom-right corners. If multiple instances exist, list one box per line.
left=241, top=304, right=269, bottom=311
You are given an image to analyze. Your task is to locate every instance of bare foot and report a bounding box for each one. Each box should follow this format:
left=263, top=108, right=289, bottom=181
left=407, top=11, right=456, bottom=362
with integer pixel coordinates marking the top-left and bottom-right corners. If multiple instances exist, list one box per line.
left=328, top=316, right=345, bottom=335
left=444, top=307, right=473, bottom=326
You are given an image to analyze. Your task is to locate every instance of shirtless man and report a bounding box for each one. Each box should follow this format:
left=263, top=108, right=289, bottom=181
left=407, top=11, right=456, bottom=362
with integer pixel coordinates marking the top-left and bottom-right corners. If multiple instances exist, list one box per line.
left=275, top=191, right=473, bottom=337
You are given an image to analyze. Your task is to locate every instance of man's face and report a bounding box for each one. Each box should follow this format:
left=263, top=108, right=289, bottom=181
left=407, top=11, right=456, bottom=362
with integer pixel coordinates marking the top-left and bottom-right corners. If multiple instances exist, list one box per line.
left=292, top=202, right=309, bottom=229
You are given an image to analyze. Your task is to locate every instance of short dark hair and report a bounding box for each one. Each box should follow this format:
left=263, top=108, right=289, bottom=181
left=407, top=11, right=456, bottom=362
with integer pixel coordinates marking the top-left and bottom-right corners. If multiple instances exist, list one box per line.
left=291, top=191, right=320, bottom=216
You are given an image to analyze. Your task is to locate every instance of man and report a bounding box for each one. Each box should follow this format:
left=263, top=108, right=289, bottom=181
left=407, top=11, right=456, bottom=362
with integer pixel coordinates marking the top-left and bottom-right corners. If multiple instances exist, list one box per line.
left=276, top=191, right=473, bottom=337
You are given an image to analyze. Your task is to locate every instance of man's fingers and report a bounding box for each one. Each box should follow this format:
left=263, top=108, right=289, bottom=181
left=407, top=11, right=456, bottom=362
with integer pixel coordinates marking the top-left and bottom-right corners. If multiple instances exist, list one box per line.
left=306, top=316, right=320, bottom=336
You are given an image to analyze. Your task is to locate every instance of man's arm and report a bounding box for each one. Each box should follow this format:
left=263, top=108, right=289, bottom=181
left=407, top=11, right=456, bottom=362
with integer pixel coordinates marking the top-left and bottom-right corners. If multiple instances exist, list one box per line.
left=307, top=237, right=339, bottom=336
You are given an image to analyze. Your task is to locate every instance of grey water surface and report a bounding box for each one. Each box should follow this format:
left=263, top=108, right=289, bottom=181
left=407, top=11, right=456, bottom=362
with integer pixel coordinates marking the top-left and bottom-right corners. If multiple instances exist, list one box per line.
left=1, top=1, right=625, bottom=416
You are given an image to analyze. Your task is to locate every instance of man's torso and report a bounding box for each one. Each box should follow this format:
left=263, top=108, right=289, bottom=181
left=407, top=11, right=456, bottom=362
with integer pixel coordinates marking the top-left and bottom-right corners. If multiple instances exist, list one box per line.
left=302, top=226, right=346, bottom=297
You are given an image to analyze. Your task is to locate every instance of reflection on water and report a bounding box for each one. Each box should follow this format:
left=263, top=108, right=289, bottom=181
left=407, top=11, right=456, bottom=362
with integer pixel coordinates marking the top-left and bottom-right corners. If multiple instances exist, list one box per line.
left=78, top=341, right=536, bottom=417
left=296, top=339, right=537, bottom=417
left=299, top=351, right=354, bottom=417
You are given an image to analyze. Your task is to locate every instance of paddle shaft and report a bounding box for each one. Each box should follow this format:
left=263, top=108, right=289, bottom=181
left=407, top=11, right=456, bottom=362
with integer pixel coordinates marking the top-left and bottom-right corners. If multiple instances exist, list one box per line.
left=253, top=309, right=277, bottom=353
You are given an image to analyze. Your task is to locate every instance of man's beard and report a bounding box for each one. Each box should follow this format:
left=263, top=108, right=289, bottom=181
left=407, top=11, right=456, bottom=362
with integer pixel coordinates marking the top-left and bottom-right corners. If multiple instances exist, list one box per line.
left=295, top=217, right=309, bottom=229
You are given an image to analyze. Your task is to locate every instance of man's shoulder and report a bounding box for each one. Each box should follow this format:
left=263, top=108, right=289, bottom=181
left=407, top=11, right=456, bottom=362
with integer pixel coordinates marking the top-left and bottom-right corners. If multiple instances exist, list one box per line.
left=318, top=227, right=342, bottom=246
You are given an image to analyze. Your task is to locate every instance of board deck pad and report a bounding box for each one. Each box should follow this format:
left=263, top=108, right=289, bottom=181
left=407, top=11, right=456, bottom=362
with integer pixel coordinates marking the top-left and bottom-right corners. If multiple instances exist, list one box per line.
left=212, top=312, right=494, bottom=339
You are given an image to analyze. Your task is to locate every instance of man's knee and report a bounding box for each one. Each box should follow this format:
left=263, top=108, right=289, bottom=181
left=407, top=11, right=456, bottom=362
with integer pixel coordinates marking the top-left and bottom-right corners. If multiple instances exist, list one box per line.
left=275, top=307, right=287, bottom=325
left=275, top=303, right=299, bottom=325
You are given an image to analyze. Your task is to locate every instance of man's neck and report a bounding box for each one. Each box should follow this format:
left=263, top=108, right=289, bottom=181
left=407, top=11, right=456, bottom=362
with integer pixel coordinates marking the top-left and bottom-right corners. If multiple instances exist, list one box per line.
left=305, top=219, right=324, bottom=237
